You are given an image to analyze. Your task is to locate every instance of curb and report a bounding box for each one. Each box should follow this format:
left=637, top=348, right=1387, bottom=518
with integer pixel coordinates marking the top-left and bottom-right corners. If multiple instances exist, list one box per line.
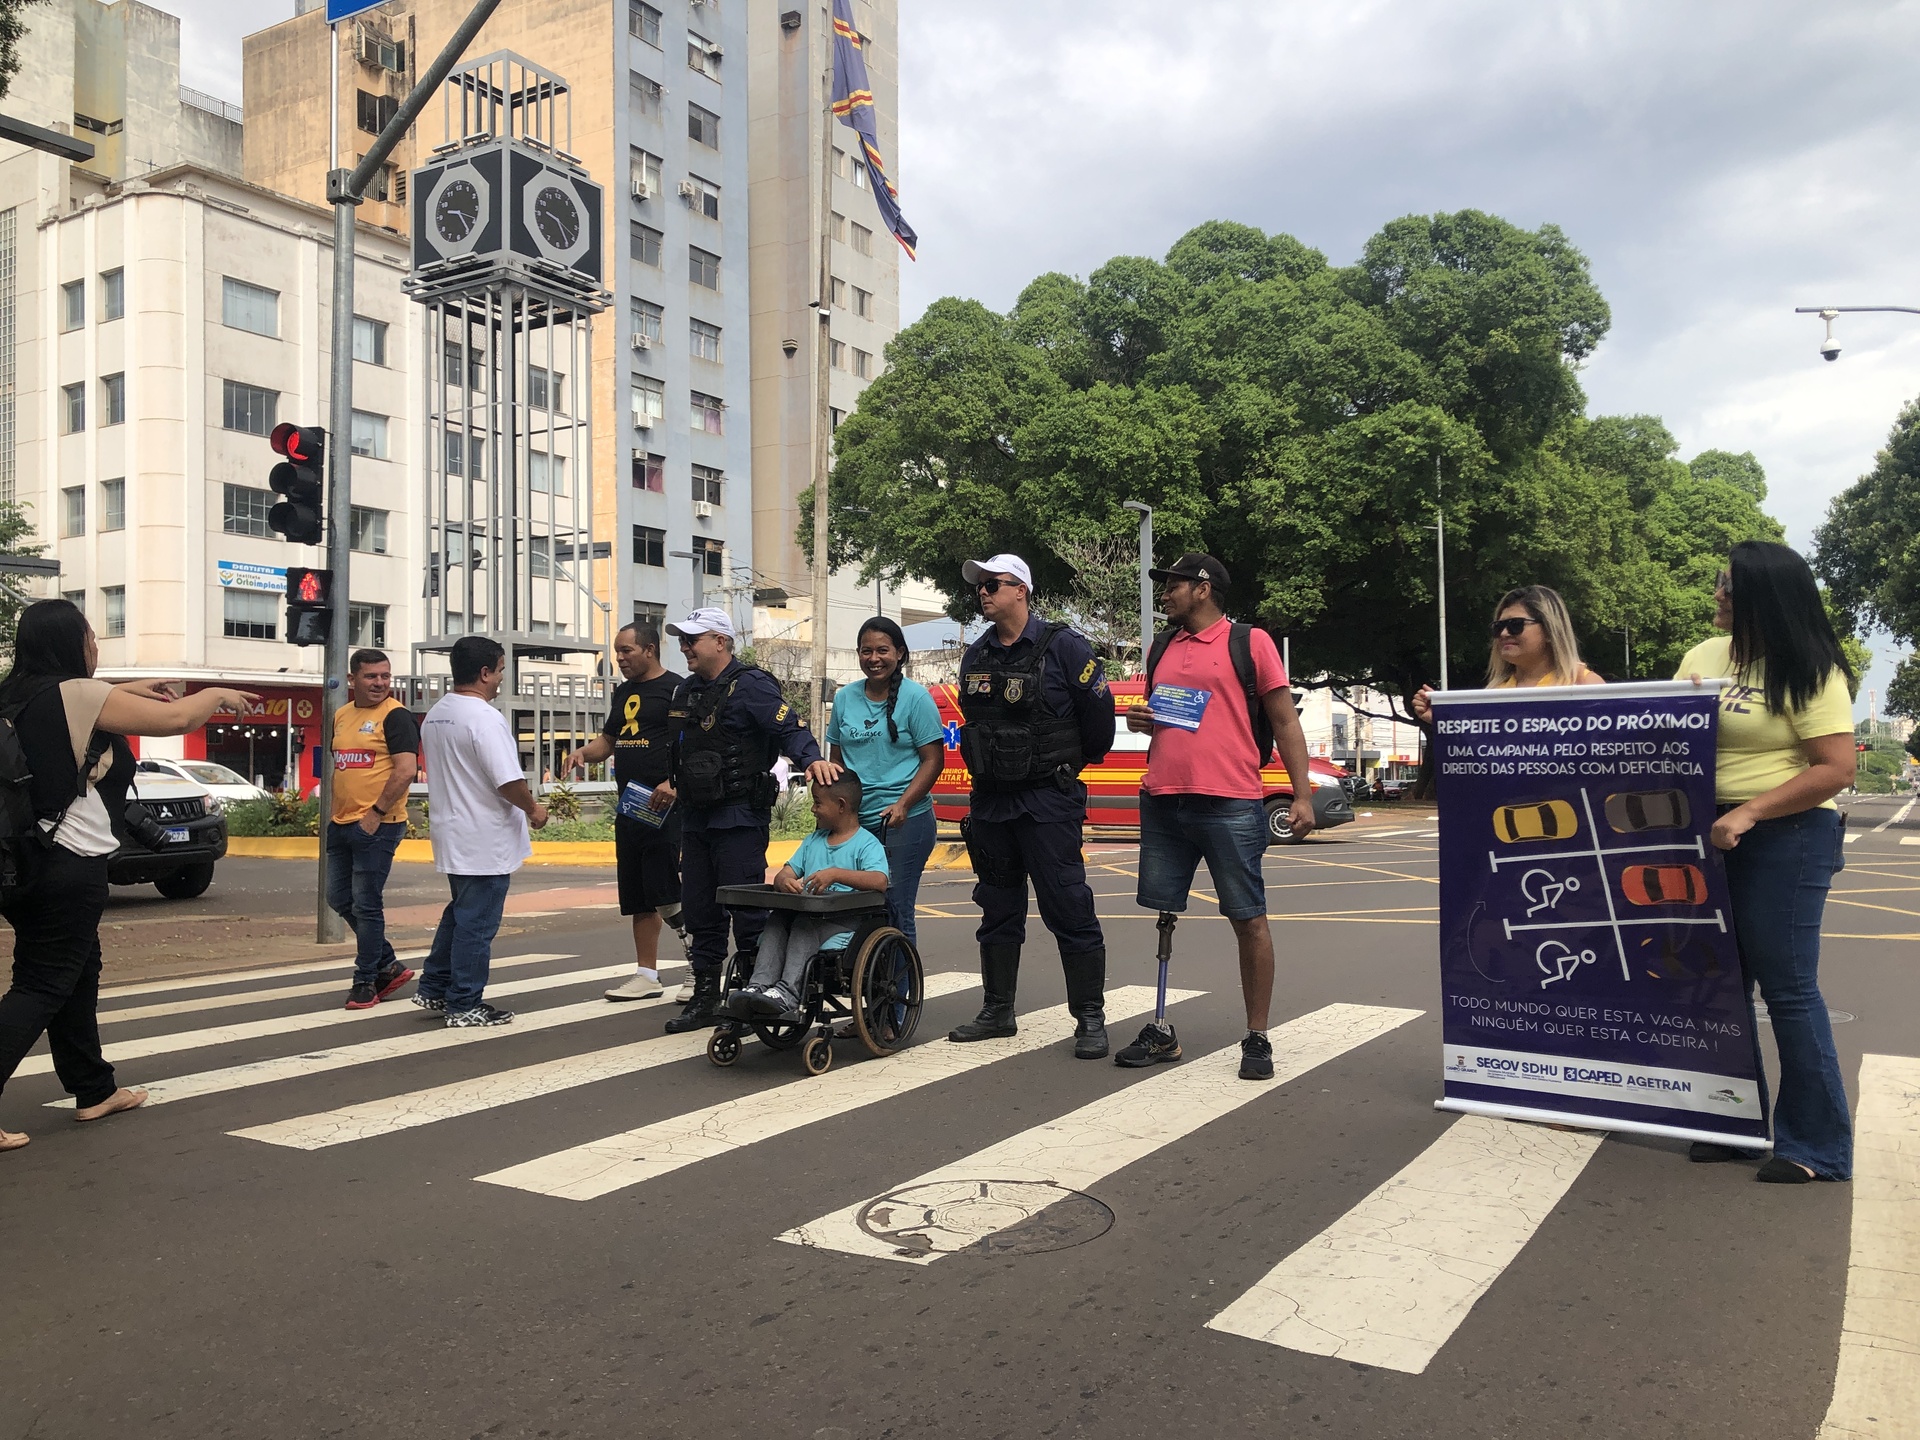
left=227, top=837, right=807, bottom=869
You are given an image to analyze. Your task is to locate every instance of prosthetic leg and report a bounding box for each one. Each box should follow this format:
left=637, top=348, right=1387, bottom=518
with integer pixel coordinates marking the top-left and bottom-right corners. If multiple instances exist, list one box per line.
left=1113, top=911, right=1184, bottom=1067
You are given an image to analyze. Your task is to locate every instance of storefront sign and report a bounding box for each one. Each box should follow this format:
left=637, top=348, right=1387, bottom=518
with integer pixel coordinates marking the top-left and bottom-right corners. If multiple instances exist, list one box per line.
left=217, top=559, right=286, bottom=593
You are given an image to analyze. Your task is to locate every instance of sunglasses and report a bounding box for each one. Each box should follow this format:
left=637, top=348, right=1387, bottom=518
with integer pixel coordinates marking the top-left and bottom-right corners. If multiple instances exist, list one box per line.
left=1715, top=571, right=1732, bottom=594
left=975, top=578, right=1022, bottom=595
left=1490, top=617, right=1540, bottom=638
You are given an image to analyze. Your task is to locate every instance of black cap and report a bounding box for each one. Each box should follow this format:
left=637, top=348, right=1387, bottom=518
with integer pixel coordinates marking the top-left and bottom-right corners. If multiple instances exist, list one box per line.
left=1148, top=552, right=1230, bottom=589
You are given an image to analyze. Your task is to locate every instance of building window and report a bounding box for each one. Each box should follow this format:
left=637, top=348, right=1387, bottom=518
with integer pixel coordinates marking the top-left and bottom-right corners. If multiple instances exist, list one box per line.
left=830, top=211, right=846, bottom=243
left=350, top=410, right=389, bottom=459
left=352, top=315, right=388, bottom=365
left=686, top=173, right=720, bottom=220
left=630, top=72, right=662, bottom=120
left=632, top=524, right=665, bottom=567
left=527, top=366, right=564, bottom=412
left=687, top=32, right=720, bottom=79
left=223, top=483, right=273, bottom=537
left=102, top=586, right=125, bottom=638
left=100, top=268, right=124, bottom=322
left=221, top=277, right=279, bottom=337
left=853, top=286, right=873, bottom=319
left=100, top=372, right=125, bottom=426
left=221, top=379, right=278, bottom=435
left=632, top=298, right=664, bottom=346
left=350, top=505, right=388, bottom=554
left=223, top=588, right=277, bottom=641
left=689, top=246, right=719, bottom=289
left=444, top=431, right=484, bottom=479
left=692, top=464, right=723, bottom=506
left=61, top=589, right=84, bottom=613
left=61, top=280, right=85, bottom=331
left=691, top=391, right=724, bottom=434
left=687, top=102, right=719, bottom=148
left=100, top=477, right=124, bottom=532
left=632, top=451, right=665, bottom=491
left=830, top=339, right=847, bottom=371
left=830, top=276, right=847, bottom=309
left=348, top=602, right=388, bottom=648
left=688, top=318, right=721, bottom=362
left=443, top=340, right=484, bottom=390
left=62, top=383, right=84, bottom=433
left=634, top=601, right=667, bottom=630
left=852, top=347, right=872, bottom=380
left=693, top=535, right=724, bottom=575
left=851, top=222, right=873, bottom=256
left=631, top=222, right=663, bottom=267
left=630, top=146, right=662, bottom=198
left=529, top=450, right=568, bottom=495
left=628, top=0, right=661, bottom=46
left=830, top=406, right=845, bottom=429
left=631, top=375, right=665, bottom=430
left=60, top=485, right=84, bottom=537
left=356, top=89, right=399, bottom=136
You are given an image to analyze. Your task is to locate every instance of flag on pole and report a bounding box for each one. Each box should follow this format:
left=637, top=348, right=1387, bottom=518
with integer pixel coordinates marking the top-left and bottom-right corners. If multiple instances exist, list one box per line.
left=830, top=0, right=917, bottom=259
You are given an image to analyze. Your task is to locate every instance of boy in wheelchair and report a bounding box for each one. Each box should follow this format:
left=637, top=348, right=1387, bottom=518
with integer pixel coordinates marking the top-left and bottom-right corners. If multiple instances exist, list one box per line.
left=724, top=770, right=889, bottom=1022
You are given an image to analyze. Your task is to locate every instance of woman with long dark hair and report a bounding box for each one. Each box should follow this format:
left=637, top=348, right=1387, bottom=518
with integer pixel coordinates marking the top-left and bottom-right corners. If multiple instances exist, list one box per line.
left=1680, top=541, right=1857, bottom=1183
left=0, top=599, right=257, bottom=1152
left=825, top=617, right=944, bottom=943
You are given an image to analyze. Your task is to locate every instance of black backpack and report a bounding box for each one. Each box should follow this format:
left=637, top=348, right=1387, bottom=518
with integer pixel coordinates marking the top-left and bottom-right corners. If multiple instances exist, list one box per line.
left=0, top=702, right=44, bottom=901
left=1145, top=622, right=1276, bottom=765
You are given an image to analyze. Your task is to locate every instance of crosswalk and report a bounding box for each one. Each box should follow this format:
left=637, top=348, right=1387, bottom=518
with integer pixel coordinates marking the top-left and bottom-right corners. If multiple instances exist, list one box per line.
left=14, top=947, right=1913, bottom=1413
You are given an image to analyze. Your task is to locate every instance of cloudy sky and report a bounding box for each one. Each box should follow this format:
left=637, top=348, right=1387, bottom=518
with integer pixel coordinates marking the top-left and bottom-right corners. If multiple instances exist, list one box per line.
left=177, top=0, right=1920, bottom=706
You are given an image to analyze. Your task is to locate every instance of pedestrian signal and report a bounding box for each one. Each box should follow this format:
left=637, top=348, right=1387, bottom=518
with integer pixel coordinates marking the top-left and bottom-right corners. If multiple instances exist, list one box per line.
left=284, top=565, right=334, bottom=648
left=268, top=423, right=326, bottom=546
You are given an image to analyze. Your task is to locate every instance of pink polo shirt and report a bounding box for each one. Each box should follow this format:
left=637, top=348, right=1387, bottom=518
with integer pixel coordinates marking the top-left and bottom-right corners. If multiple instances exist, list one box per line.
left=1143, top=618, right=1288, bottom=798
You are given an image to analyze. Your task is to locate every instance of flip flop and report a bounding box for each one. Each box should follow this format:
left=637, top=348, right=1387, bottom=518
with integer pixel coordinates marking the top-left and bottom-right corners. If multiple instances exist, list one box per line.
left=0, top=1129, right=27, bottom=1152
left=73, top=1087, right=147, bottom=1123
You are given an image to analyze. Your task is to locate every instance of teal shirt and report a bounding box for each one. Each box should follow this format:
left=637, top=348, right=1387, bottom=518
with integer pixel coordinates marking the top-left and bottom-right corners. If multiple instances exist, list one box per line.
left=789, top=825, right=891, bottom=951
left=824, top=676, right=945, bottom=825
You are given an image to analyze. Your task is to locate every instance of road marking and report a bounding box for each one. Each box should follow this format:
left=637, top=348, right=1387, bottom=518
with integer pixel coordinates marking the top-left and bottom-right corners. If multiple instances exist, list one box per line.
left=1845, top=834, right=1861, bottom=844
left=1901, top=837, right=1920, bottom=848
left=1871, top=798, right=1915, bottom=834
left=100, top=950, right=614, bottom=1025
left=1205, top=1113, right=1602, bottom=1374
left=100, top=950, right=433, bottom=999
left=230, top=973, right=981, bottom=1149
left=778, top=1002, right=1422, bottom=1262
left=475, top=984, right=1200, bottom=1202
left=1817, top=1052, right=1920, bottom=1439
left=17, top=956, right=594, bottom=1078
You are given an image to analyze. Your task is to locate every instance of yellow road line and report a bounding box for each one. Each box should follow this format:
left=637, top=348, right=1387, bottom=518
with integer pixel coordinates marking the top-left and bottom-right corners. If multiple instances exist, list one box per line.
left=1826, top=897, right=1920, bottom=920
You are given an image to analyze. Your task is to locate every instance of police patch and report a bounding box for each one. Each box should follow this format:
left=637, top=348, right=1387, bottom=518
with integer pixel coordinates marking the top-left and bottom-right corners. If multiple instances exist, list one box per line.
left=774, top=703, right=789, bottom=722
left=1078, top=659, right=1096, bottom=685
left=966, top=673, right=992, bottom=695
left=1004, top=677, right=1024, bottom=703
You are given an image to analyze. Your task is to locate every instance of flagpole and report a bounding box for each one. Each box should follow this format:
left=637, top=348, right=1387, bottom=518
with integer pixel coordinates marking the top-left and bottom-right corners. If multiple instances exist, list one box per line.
left=809, top=36, right=834, bottom=730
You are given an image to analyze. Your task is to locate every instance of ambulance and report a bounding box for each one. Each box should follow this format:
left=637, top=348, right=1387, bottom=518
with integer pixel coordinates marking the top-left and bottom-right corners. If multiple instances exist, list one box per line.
left=928, top=678, right=1356, bottom=841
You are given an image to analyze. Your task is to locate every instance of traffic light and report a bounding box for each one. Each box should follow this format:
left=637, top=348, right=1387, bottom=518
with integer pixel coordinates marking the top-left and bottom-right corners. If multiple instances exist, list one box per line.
left=284, top=565, right=334, bottom=648
left=267, top=423, right=325, bottom=546
left=1857, top=740, right=1871, bottom=754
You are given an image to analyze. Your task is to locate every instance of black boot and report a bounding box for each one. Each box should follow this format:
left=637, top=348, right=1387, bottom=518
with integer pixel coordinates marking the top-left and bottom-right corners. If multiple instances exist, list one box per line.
left=948, top=944, right=1020, bottom=1041
left=664, top=970, right=722, bottom=1033
left=1062, top=948, right=1108, bottom=1059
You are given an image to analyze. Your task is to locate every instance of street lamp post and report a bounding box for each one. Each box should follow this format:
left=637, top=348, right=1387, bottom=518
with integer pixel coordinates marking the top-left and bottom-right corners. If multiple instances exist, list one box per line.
left=1425, top=456, right=1449, bottom=691
left=1122, top=500, right=1153, bottom=672
left=1795, top=305, right=1920, bottom=362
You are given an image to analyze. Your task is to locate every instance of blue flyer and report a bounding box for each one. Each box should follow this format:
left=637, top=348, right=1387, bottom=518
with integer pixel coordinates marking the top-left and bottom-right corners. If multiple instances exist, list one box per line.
left=1148, top=684, right=1212, bottom=731
left=617, top=781, right=670, bottom=828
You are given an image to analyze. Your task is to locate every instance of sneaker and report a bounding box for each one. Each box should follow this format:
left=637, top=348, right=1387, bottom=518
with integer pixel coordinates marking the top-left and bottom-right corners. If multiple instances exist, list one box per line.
left=446, top=1002, right=514, bottom=1028
left=1114, top=1022, right=1182, bottom=1068
left=605, top=970, right=665, bottom=1002
left=720, top=983, right=764, bottom=1020
left=412, top=995, right=447, bottom=1016
left=374, top=961, right=416, bottom=1002
left=756, top=982, right=803, bottom=1022
left=344, top=981, right=379, bottom=1010
left=675, top=978, right=696, bottom=1003
left=1239, top=1031, right=1274, bottom=1081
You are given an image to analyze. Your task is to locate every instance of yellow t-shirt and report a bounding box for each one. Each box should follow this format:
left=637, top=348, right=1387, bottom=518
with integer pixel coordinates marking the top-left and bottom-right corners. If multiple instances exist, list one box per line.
left=1675, top=635, right=1853, bottom=807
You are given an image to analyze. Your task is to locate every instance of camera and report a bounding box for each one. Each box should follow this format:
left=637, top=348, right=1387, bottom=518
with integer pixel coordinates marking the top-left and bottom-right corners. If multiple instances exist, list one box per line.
left=1820, top=337, right=1842, bottom=362
left=122, top=802, right=171, bottom=850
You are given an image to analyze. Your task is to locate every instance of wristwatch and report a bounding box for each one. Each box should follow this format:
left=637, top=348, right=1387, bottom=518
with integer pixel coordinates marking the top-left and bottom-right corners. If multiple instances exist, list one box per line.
left=370, top=805, right=387, bottom=818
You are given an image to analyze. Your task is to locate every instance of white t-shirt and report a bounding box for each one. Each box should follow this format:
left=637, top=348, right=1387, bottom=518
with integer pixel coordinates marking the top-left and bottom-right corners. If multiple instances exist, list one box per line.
left=421, top=692, right=530, bottom=876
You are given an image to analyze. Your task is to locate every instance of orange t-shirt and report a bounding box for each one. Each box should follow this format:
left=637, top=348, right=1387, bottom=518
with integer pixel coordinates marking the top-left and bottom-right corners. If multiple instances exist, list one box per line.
left=330, top=697, right=419, bottom=825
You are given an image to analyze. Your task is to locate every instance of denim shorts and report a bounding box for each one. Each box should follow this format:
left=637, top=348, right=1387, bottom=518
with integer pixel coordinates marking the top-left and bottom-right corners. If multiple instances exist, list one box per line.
left=1136, top=791, right=1269, bottom=921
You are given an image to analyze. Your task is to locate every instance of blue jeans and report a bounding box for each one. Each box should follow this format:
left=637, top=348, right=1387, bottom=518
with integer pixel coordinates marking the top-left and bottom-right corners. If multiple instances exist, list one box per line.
left=419, top=872, right=513, bottom=1014
left=326, top=820, right=406, bottom=985
left=1724, top=806, right=1851, bottom=1179
left=1136, top=792, right=1270, bottom=921
left=866, top=806, right=936, bottom=946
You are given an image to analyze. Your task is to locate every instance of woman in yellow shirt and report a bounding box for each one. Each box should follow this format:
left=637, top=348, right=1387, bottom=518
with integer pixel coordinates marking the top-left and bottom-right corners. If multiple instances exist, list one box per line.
left=1678, top=541, right=1856, bottom=1183
left=1411, top=585, right=1603, bottom=723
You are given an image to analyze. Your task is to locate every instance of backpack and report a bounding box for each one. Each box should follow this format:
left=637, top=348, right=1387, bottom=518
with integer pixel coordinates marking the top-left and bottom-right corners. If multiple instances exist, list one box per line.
left=0, top=693, right=107, bottom=903
left=1145, top=621, right=1275, bottom=765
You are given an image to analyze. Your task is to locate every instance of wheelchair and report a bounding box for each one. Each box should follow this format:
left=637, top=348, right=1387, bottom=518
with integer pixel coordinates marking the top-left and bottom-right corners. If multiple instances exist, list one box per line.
left=709, top=884, right=925, bottom=1076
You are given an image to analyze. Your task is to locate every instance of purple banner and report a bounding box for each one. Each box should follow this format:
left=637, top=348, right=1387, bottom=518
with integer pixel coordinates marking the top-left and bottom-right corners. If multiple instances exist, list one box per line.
left=1432, top=681, right=1767, bottom=1146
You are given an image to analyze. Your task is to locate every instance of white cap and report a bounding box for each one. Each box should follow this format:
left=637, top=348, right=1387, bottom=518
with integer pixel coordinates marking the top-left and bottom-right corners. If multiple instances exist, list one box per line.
left=666, top=606, right=736, bottom=640
left=961, top=554, right=1034, bottom=591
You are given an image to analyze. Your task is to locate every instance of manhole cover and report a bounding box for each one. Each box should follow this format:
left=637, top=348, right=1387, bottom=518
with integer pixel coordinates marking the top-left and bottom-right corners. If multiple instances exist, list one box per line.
left=1754, top=1003, right=1853, bottom=1024
left=855, top=1179, right=1113, bottom=1258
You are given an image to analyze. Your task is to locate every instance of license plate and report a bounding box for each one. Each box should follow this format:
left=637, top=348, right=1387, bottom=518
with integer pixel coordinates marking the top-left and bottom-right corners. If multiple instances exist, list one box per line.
left=165, top=827, right=190, bottom=844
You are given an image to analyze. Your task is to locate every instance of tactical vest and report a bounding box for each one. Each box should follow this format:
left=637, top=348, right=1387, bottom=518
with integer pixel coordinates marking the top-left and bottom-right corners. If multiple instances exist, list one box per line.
left=670, top=669, right=780, bottom=811
left=956, top=623, right=1086, bottom=793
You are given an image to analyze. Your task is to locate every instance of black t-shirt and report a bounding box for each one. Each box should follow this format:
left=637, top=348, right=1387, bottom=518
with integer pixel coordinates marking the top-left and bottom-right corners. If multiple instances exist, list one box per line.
left=604, top=670, right=681, bottom=787
left=382, top=706, right=422, bottom=757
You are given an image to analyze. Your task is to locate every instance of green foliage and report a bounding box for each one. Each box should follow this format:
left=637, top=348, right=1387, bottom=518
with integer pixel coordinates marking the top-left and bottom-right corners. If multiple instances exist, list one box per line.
left=1816, top=397, right=1920, bottom=649
left=530, top=816, right=615, bottom=843
left=0, top=495, right=46, bottom=661
left=814, top=213, right=1781, bottom=702
left=0, top=0, right=44, bottom=102
left=543, top=781, right=582, bottom=823
left=1887, top=655, right=1920, bottom=722
left=226, top=792, right=320, bottom=837
left=771, top=784, right=814, bottom=839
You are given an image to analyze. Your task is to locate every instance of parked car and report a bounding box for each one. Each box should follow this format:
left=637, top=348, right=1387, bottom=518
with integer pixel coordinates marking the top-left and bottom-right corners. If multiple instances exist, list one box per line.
left=136, top=758, right=269, bottom=813
left=928, top=677, right=1357, bottom=843
left=110, top=771, right=229, bottom=899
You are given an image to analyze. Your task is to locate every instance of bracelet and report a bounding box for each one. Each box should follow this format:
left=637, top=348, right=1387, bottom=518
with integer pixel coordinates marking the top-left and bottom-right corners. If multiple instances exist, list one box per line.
left=370, top=805, right=387, bottom=818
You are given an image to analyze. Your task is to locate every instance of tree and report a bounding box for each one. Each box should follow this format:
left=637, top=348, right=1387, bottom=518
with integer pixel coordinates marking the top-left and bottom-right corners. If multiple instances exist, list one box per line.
left=0, top=0, right=44, bottom=101
left=1814, top=397, right=1920, bottom=647
left=1688, top=448, right=1768, bottom=500
left=1886, top=654, right=1920, bottom=722
left=1050, top=530, right=1142, bottom=673
left=0, top=495, right=45, bottom=661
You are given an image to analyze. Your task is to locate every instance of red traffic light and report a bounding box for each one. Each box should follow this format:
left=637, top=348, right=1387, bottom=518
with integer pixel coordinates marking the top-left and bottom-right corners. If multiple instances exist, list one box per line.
left=1857, top=741, right=1871, bottom=753
left=270, top=423, right=324, bottom=464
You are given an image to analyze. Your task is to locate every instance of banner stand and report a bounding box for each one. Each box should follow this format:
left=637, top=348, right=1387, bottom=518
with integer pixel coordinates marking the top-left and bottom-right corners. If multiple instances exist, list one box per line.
left=1434, top=1097, right=1771, bottom=1150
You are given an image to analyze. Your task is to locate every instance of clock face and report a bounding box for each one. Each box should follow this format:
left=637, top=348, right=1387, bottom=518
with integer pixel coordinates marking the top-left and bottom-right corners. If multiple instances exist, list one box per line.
left=436, top=179, right=481, bottom=244
left=533, top=186, right=580, bottom=249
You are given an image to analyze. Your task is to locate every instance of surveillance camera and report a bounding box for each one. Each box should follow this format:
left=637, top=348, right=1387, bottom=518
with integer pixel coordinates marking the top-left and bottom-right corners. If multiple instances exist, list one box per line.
left=1820, top=338, right=1842, bottom=362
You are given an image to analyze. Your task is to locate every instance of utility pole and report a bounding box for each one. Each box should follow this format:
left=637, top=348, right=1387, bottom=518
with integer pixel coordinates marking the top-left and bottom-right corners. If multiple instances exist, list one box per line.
left=1123, top=500, right=1153, bottom=670
left=809, top=35, right=834, bottom=729
left=1433, top=455, right=1449, bottom=691
left=314, top=0, right=501, bottom=943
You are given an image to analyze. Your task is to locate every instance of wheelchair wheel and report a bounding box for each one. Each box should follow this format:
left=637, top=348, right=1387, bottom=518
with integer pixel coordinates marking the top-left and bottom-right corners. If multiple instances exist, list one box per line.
left=802, top=1034, right=833, bottom=1076
left=752, top=1016, right=808, bottom=1051
left=849, top=926, right=924, bottom=1057
left=707, top=1029, right=741, bottom=1067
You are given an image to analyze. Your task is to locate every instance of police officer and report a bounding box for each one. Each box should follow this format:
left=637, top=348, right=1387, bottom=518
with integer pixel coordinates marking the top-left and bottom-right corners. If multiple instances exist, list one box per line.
left=948, top=554, right=1117, bottom=1058
left=653, top=608, right=837, bottom=1034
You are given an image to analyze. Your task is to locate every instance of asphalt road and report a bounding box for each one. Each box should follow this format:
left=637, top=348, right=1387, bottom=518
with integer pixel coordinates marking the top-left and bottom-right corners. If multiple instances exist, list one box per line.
left=2, top=802, right=1916, bottom=1439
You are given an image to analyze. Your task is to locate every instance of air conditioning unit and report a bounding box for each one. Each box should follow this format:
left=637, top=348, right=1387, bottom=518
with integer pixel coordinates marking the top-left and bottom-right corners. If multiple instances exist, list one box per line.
left=693, top=500, right=714, bottom=520
left=631, top=406, right=654, bottom=429
left=704, top=42, right=724, bottom=58
left=631, top=179, right=650, bottom=200
left=631, top=333, right=654, bottom=350
left=631, top=447, right=647, bottom=461
left=677, top=180, right=699, bottom=200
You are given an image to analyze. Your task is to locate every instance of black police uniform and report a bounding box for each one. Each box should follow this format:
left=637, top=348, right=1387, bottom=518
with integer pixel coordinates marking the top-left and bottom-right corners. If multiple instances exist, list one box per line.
left=604, top=668, right=683, bottom=917
left=951, top=613, right=1116, bottom=1057
left=662, top=657, right=822, bottom=1032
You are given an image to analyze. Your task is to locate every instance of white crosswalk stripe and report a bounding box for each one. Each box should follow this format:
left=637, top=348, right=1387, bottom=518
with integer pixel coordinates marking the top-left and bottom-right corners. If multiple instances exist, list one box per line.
left=1204, top=1113, right=1603, bottom=1373
left=475, top=985, right=1202, bottom=1201
left=99, top=950, right=433, bottom=1000
left=780, top=1003, right=1421, bottom=1262
left=230, top=972, right=981, bottom=1149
